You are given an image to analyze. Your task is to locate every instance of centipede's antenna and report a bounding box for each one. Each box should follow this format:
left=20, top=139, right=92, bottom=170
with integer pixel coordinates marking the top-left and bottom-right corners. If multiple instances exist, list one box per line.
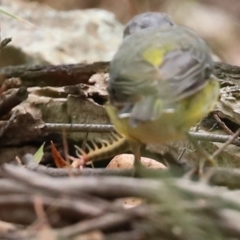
left=75, top=132, right=130, bottom=164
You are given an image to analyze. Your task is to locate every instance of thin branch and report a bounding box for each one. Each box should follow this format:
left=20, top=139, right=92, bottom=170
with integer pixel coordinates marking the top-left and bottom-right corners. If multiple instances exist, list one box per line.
left=214, top=113, right=234, bottom=135
left=0, top=110, right=18, bottom=137
left=57, top=212, right=132, bottom=238
left=39, top=123, right=114, bottom=133
left=212, top=129, right=240, bottom=158
left=0, top=37, right=12, bottom=49
left=23, top=153, right=133, bottom=177
left=38, top=123, right=240, bottom=147
left=0, top=87, right=28, bottom=118
left=1, top=164, right=161, bottom=201
left=189, top=132, right=240, bottom=146
left=0, top=62, right=109, bottom=87
left=0, top=194, right=102, bottom=226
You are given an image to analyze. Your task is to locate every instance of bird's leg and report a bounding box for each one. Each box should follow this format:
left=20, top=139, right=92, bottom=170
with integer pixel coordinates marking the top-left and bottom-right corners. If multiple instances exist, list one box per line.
left=130, top=141, right=144, bottom=177
left=185, top=132, right=217, bottom=169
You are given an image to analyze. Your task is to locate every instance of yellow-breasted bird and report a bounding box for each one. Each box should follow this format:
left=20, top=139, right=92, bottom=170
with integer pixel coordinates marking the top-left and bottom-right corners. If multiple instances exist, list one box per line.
left=105, top=12, right=219, bottom=170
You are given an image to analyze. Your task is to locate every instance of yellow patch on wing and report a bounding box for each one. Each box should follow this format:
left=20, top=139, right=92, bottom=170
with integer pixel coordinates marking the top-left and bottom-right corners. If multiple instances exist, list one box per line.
left=142, top=42, right=173, bottom=67
left=142, top=48, right=166, bottom=66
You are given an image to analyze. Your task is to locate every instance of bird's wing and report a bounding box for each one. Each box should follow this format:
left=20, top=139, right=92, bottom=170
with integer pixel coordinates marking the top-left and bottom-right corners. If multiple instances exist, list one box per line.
left=124, top=48, right=213, bottom=126
left=157, top=48, right=212, bottom=102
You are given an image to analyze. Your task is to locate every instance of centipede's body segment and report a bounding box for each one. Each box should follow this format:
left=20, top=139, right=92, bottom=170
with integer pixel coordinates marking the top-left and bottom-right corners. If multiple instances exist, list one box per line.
left=75, top=133, right=130, bottom=164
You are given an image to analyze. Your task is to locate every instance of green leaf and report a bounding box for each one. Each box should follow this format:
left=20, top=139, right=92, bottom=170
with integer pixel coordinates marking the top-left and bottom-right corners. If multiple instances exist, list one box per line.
left=34, top=142, right=45, bottom=163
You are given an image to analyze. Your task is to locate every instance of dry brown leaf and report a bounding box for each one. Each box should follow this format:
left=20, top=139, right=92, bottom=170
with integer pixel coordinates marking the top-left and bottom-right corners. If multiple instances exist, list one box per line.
left=51, top=141, right=71, bottom=168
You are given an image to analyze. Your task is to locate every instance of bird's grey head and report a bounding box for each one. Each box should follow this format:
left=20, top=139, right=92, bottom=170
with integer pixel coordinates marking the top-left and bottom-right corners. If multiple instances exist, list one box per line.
left=123, top=12, right=175, bottom=38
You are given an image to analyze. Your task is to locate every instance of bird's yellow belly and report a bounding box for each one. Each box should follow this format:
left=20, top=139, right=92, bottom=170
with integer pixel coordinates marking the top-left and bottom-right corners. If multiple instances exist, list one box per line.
left=106, top=78, right=219, bottom=144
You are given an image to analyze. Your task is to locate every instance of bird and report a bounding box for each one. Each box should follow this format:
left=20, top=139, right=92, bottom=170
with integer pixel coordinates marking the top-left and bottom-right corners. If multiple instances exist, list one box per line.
left=105, top=12, right=219, bottom=172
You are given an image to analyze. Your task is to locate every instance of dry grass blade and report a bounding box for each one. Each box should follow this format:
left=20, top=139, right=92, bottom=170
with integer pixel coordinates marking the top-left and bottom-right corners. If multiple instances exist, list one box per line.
left=0, top=7, right=38, bottom=28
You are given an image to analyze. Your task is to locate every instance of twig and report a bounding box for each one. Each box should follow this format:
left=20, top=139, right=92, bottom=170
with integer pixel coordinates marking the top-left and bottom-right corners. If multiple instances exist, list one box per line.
left=0, top=179, right=29, bottom=195
left=57, top=212, right=132, bottom=238
left=28, top=196, right=51, bottom=232
left=0, top=87, right=28, bottom=118
left=188, top=132, right=216, bottom=167
left=177, top=124, right=200, bottom=162
left=0, top=110, right=18, bottom=137
left=212, top=129, right=240, bottom=158
left=214, top=113, right=234, bottom=135
left=23, top=153, right=133, bottom=177
left=0, top=62, right=109, bottom=87
left=39, top=123, right=114, bottom=133
left=1, top=165, right=115, bottom=211
left=0, top=61, right=236, bottom=82
left=21, top=154, right=240, bottom=190
left=0, top=38, right=12, bottom=49
left=2, top=164, right=240, bottom=238
left=0, top=194, right=104, bottom=226
left=189, top=132, right=240, bottom=146
left=38, top=123, right=240, bottom=146
left=105, top=230, right=143, bottom=240
left=1, top=164, right=161, bottom=201
left=6, top=164, right=240, bottom=205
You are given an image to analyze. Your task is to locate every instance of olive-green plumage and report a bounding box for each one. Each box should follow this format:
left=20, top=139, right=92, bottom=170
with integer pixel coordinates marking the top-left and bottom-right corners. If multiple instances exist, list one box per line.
left=106, top=12, right=219, bottom=169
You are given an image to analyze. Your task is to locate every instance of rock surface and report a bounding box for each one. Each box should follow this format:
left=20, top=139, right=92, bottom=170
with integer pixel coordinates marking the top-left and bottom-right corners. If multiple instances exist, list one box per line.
left=1, top=0, right=123, bottom=67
